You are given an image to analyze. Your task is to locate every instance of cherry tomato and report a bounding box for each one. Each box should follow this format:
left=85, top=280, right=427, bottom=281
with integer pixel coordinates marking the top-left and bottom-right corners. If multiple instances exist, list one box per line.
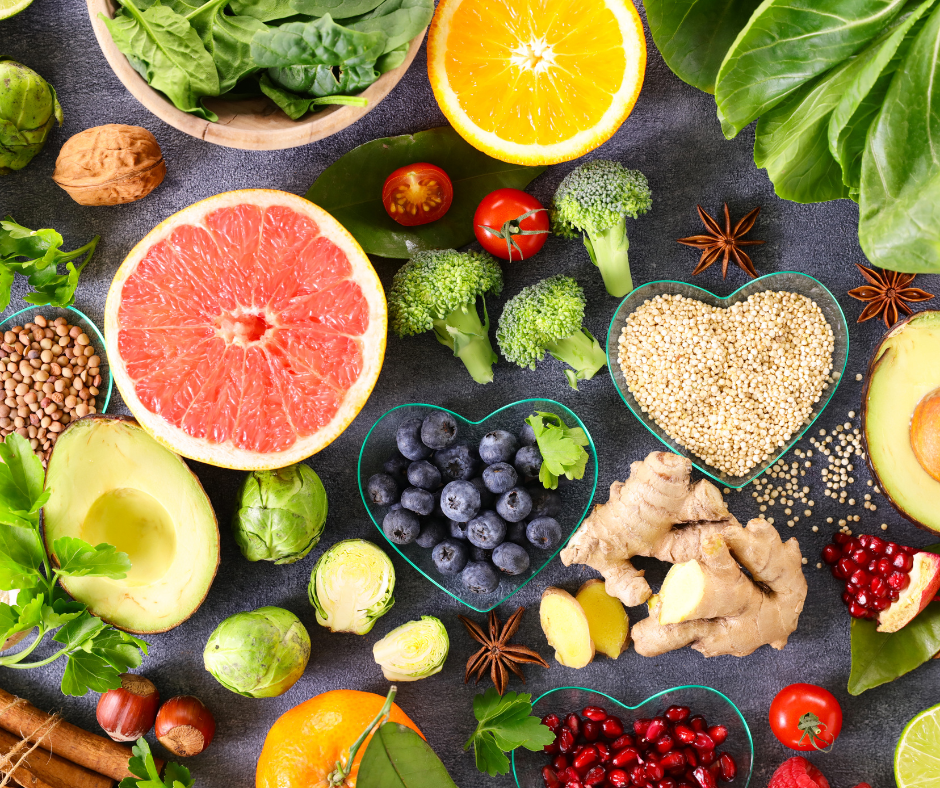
left=473, top=188, right=550, bottom=261
left=382, top=163, right=453, bottom=226
left=769, top=684, right=842, bottom=751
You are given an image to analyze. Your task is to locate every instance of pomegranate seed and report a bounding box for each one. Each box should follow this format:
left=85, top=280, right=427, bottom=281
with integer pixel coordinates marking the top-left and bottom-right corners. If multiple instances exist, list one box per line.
left=612, top=746, right=641, bottom=767
left=603, top=717, right=625, bottom=739
left=608, top=769, right=629, bottom=788
left=665, top=706, right=691, bottom=723
left=689, top=716, right=707, bottom=733
left=850, top=549, right=868, bottom=565
left=573, top=745, right=586, bottom=759
left=868, top=536, right=886, bottom=554
left=890, top=589, right=900, bottom=602
left=554, top=756, right=571, bottom=771
left=821, top=544, right=840, bottom=564
left=645, top=718, right=667, bottom=742
left=559, top=729, right=576, bottom=753
left=856, top=589, right=872, bottom=608
left=545, top=741, right=561, bottom=755
left=566, top=714, right=582, bottom=736
left=584, top=766, right=607, bottom=786
left=597, top=743, right=611, bottom=763
left=889, top=571, right=910, bottom=591
left=903, top=545, right=918, bottom=554
left=850, top=569, right=870, bottom=587
left=692, top=733, right=715, bottom=751
left=612, top=734, right=636, bottom=749
left=677, top=783, right=696, bottom=788
left=718, top=753, right=737, bottom=782
left=841, top=591, right=853, bottom=606
left=871, top=596, right=890, bottom=611
left=698, top=751, right=717, bottom=767
left=884, top=542, right=898, bottom=557
left=646, top=762, right=665, bottom=781
left=563, top=767, right=581, bottom=783
left=674, top=725, right=695, bottom=744
left=660, top=751, right=686, bottom=772
left=870, top=577, right=888, bottom=597
left=893, top=552, right=914, bottom=572
left=876, top=558, right=893, bottom=577
left=574, top=746, right=600, bottom=771
left=543, top=766, right=562, bottom=788
left=630, top=764, right=647, bottom=783
left=655, top=735, right=675, bottom=754
left=634, top=719, right=652, bottom=737
left=848, top=601, right=868, bottom=618
left=583, top=706, right=608, bottom=722
left=584, top=721, right=601, bottom=742
left=658, top=780, right=678, bottom=788
left=565, top=781, right=584, bottom=788
left=833, top=532, right=850, bottom=545
left=706, top=726, right=727, bottom=745
left=683, top=748, right=698, bottom=768
left=544, top=714, right=563, bottom=731
left=834, top=559, right=854, bottom=579
left=693, top=766, right=717, bottom=788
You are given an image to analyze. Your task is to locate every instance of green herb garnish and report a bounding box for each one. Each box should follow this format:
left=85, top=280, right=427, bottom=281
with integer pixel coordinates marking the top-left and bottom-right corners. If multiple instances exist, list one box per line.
left=120, top=738, right=194, bottom=788
left=526, top=412, right=590, bottom=490
left=465, top=688, right=555, bottom=777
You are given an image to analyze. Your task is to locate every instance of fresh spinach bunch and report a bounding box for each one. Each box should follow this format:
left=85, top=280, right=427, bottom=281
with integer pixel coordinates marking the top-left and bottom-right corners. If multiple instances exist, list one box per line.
left=101, top=0, right=432, bottom=122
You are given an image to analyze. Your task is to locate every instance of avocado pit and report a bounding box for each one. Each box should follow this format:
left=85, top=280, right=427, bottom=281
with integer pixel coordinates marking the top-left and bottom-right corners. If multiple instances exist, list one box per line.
left=911, top=388, right=940, bottom=482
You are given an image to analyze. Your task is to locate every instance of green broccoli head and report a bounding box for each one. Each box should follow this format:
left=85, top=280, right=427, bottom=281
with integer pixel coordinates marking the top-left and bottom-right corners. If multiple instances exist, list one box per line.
left=551, top=160, right=652, bottom=239
left=388, top=249, right=503, bottom=337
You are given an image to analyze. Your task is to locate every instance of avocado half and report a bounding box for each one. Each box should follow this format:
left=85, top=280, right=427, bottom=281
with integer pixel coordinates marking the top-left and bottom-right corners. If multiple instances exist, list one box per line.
left=43, top=415, right=220, bottom=633
left=863, top=311, right=940, bottom=534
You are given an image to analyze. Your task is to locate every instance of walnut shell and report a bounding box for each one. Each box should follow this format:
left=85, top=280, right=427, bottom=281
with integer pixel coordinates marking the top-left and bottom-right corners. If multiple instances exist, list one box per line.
left=52, top=124, right=166, bottom=206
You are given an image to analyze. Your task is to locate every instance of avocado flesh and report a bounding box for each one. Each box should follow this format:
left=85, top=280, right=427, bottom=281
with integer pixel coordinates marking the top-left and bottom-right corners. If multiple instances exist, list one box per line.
left=44, top=417, right=219, bottom=633
left=865, top=311, right=940, bottom=533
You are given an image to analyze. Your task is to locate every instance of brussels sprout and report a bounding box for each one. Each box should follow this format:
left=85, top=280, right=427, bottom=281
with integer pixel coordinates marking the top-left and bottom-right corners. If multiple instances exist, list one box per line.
left=309, top=539, right=395, bottom=635
left=232, top=463, right=328, bottom=564
left=372, top=616, right=449, bottom=682
left=203, top=606, right=310, bottom=698
left=0, top=59, right=62, bottom=175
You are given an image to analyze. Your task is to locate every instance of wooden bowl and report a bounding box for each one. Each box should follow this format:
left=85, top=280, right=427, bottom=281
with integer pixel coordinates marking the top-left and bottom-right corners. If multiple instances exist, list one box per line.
left=87, top=0, right=425, bottom=150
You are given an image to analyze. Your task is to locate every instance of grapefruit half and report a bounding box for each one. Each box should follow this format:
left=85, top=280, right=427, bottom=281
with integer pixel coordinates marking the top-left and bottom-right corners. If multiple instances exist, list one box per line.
left=105, top=190, right=387, bottom=471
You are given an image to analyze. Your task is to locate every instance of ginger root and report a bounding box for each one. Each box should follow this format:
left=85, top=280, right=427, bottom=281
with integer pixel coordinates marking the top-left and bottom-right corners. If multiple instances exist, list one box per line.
left=561, top=452, right=807, bottom=657
left=540, top=588, right=595, bottom=668
left=577, top=579, right=629, bottom=659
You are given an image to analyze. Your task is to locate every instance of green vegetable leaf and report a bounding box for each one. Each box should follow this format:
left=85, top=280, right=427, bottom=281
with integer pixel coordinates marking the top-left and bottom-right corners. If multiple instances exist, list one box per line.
left=292, top=0, right=385, bottom=15
left=250, top=15, right=387, bottom=68
left=358, top=722, right=459, bottom=788
left=715, top=0, right=909, bottom=138
left=52, top=611, right=108, bottom=651
left=466, top=689, right=555, bottom=777
left=305, top=126, right=546, bottom=258
left=52, top=537, right=131, bottom=579
left=0, top=431, right=45, bottom=514
left=258, top=72, right=368, bottom=119
left=643, top=0, right=763, bottom=93
left=344, top=0, right=432, bottom=55
left=229, top=0, right=297, bottom=21
left=526, top=412, right=590, bottom=490
left=59, top=625, right=147, bottom=696
left=119, top=737, right=195, bottom=788
left=268, top=61, right=378, bottom=97
left=376, top=42, right=408, bottom=74
left=0, top=524, right=43, bottom=590
left=186, top=0, right=266, bottom=93
left=859, top=2, right=940, bottom=273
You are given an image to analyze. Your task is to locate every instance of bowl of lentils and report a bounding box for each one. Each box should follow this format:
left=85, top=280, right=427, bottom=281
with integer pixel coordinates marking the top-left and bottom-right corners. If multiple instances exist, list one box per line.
left=605, top=272, right=849, bottom=488
left=0, top=306, right=112, bottom=462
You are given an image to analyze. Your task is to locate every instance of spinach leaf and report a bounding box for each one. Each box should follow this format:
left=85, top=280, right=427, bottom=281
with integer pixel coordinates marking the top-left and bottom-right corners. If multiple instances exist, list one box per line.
left=344, top=0, right=432, bottom=53
left=103, top=0, right=220, bottom=121
left=185, top=0, right=265, bottom=93
left=642, top=0, right=763, bottom=93
left=358, top=722, right=459, bottom=788
left=376, top=42, right=409, bottom=74
left=715, top=0, right=909, bottom=138
left=258, top=72, right=368, bottom=119
left=291, top=0, right=386, bottom=16
left=268, top=63, right=378, bottom=96
left=228, top=0, right=298, bottom=21
left=305, top=126, right=545, bottom=258
left=251, top=16, right=387, bottom=68
left=828, top=0, right=936, bottom=198
left=859, top=3, right=940, bottom=273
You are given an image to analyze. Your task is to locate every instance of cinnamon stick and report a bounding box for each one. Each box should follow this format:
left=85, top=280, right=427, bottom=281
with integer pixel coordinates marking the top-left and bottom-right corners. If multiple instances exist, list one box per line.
left=0, top=728, right=114, bottom=788
left=0, top=688, right=161, bottom=781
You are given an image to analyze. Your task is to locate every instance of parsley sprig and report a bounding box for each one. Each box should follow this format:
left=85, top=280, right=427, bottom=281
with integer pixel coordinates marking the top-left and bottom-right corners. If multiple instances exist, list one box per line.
left=465, top=688, right=555, bottom=776
left=120, top=738, right=194, bottom=788
left=526, top=412, right=590, bottom=489
left=0, top=432, right=147, bottom=695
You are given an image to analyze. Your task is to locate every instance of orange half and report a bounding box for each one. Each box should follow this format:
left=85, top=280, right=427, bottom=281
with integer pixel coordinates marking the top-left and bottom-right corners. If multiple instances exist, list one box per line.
left=428, top=0, right=647, bottom=165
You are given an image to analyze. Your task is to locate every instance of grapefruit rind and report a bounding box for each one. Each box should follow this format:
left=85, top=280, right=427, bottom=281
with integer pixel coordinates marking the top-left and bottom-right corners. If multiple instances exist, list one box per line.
left=427, top=0, right=647, bottom=166
left=105, top=190, right=387, bottom=471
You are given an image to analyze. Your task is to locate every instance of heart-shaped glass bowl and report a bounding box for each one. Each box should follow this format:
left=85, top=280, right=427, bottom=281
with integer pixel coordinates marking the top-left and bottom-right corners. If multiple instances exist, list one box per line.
left=358, top=399, right=598, bottom=612
left=512, top=685, right=754, bottom=788
left=605, top=272, right=849, bottom=488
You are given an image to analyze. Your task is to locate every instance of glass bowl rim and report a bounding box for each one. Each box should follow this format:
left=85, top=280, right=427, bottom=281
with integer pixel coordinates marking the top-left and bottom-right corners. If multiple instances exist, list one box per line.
left=604, top=271, right=850, bottom=488
left=0, top=304, right=113, bottom=415
left=357, top=398, right=600, bottom=612
left=512, top=683, right=755, bottom=788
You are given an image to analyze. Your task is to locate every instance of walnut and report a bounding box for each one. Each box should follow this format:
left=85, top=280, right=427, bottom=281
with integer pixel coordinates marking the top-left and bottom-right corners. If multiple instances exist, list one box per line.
left=52, top=124, right=165, bottom=206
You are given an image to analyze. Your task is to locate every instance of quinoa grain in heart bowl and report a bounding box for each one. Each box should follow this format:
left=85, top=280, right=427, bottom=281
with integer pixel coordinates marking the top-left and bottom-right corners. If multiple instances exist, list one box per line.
left=617, top=291, right=835, bottom=477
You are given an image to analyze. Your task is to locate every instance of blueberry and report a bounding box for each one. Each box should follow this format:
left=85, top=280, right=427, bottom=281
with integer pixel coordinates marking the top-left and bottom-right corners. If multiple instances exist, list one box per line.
left=432, top=539, right=468, bottom=574
left=470, top=545, right=493, bottom=563
left=514, top=445, right=543, bottom=479
left=506, top=521, right=528, bottom=546
left=470, top=476, right=494, bottom=509
left=367, top=473, right=399, bottom=506
left=383, top=452, right=410, bottom=486
left=401, top=486, right=434, bottom=516
left=397, top=417, right=432, bottom=461
left=483, top=462, right=518, bottom=494
left=421, top=410, right=459, bottom=450
left=495, top=487, right=533, bottom=523
left=461, top=561, right=499, bottom=593
left=479, top=430, right=519, bottom=465
left=433, top=444, right=478, bottom=481
left=519, top=421, right=537, bottom=446
left=493, top=542, right=530, bottom=575
left=526, top=517, right=563, bottom=550
left=440, top=480, right=481, bottom=522
left=416, top=518, right=447, bottom=549
left=407, top=460, right=441, bottom=490
left=449, top=519, right=469, bottom=540
left=467, top=510, right=507, bottom=549
left=390, top=502, right=402, bottom=512
left=383, top=508, right=420, bottom=545
left=529, top=486, right=563, bottom=518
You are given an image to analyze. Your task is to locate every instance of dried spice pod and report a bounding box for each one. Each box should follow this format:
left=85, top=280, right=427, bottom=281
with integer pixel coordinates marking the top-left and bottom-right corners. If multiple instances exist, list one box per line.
left=52, top=124, right=165, bottom=206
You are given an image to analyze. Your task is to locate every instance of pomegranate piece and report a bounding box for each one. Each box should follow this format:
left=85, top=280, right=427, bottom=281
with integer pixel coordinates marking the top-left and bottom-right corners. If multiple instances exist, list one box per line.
left=665, top=705, right=691, bottom=723
left=554, top=755, right=570, bottom=771
left=544, top=713, right=562, bottom=730
left=698, top=750, right=717, bottom=767
left=660, top=751, right=687, bottom=772
left=603, top=716, right=626, bottom=739
left=707, top=725, right=728, bottom=745
left=674, top=725, right=695, bottom=745
left=573, top=746, right=599, bottom=771
left=655, top=734, right=675, bottom=754
left=562, top=766, right=581, bottom=783
left=584, top=766, right=607, bottom=786
left=611, top=734, right=636, bottom=750
left=544, top=766, right=562, bottom=788
left=683, top=748, right=698, bottom=768
left=658, top=780, right=678, bottom=788
left=689, top=716, right=707, bottom=733
left=583, top=720, right=601, bottom=742
left=608, top=769, right=629, bottom=788
left=644, top=718, right=668, bottom=742
left=565, top=781, right=584, bottom=788
left=692, top=766, right=717, bottom=788
left=566, top=713, right=582, bottom=736
left=596, top=743, right=611, bottom=763
left=718, top=753, right=737, bottom=782
left=558, top=728, right=576, bottom=753
left=767, top=756, right=831, bottom=788
left=612, top=746, right=641, bottom=767
left=634, top=718, right=652, bottom=737
left=629, top=764, right=647, bottom=785
left=692, top=732, right=715, bottom=751
left=583, top=706, right=608, bottom=722
left=646, top=762, right=665, bottom=781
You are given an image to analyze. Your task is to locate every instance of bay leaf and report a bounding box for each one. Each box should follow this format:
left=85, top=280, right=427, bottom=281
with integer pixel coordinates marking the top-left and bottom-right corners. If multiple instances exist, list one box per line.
left=357, top=722, right=459, bottom=788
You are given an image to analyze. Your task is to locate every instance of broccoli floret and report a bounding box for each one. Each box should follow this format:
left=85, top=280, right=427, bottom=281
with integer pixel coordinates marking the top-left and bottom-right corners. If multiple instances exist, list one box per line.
left=388, top=249, right=503, bottom=384
left=496, top=275, right=607, bottom=390
left=551, top=160, right=652, bottom=297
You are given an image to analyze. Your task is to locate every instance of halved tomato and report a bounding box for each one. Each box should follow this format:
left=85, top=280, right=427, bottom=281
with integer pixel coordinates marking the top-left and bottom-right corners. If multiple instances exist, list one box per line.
left=382, top=163, right=454, bottom=226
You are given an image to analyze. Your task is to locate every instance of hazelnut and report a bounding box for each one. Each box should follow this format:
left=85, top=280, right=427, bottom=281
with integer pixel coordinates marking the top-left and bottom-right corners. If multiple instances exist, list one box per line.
left=52, top=124, right=165, bottom=206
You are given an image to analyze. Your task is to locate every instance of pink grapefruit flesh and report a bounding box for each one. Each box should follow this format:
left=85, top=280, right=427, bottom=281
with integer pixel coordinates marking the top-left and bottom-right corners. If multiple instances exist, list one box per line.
left=105, top=190, right=387, bottom=470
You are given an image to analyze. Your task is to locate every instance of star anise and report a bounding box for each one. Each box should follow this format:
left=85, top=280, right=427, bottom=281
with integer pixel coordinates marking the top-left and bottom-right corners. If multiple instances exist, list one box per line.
left=848, top=263, right=935, bottom=328
left=677, top=204, right=764, bottom=279
left=458, top=607, right=548, bottom=696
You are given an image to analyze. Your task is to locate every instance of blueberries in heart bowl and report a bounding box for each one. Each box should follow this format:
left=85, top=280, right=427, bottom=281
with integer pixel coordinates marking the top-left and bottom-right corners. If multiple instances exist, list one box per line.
left=358, top=400, right=598, bottom=612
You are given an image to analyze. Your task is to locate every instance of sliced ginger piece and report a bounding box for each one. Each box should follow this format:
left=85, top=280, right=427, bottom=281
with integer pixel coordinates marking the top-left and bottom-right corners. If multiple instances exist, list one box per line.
left=576, top=579, right=629, bottom=659
left=540, top=587, right=595, bottom=668
left=658, top=561, right=708, bottom=625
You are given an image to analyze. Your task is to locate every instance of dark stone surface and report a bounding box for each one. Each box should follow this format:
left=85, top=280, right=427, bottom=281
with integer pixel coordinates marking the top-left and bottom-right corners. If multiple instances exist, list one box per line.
left=2, top=2, right=937, bottom=787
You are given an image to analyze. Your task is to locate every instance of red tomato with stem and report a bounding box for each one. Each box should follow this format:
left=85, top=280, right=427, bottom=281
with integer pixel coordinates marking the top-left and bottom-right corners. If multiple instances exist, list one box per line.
left=769, top=684, right=842, bottom=751
left=473, top=188, right=550, bottom=261
left=382, top=163, right=453, bottom=226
